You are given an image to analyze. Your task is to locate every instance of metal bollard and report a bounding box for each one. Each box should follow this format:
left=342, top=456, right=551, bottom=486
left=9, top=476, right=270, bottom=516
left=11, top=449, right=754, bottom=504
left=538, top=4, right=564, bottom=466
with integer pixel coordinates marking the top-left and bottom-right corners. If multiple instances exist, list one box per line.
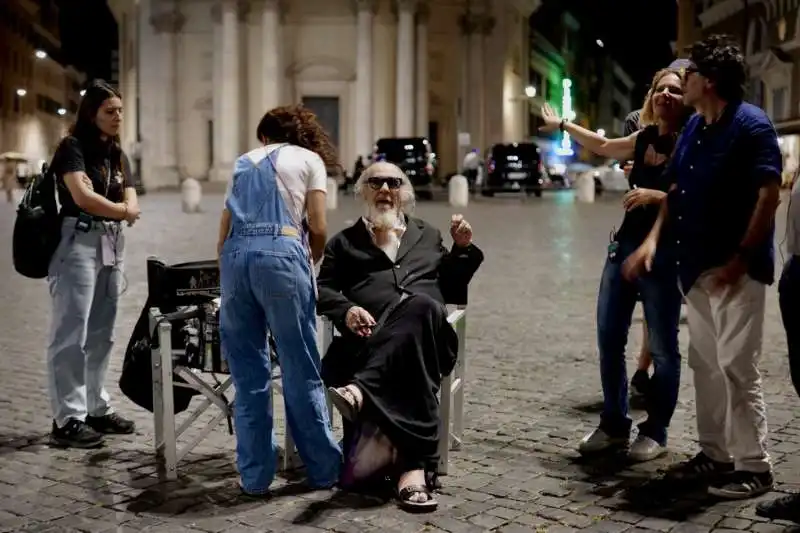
left=575, top=172, right=595, bottom=204
left=448, top=174, right=469, bottom=208
left=181, top=177, right=202, bottom=213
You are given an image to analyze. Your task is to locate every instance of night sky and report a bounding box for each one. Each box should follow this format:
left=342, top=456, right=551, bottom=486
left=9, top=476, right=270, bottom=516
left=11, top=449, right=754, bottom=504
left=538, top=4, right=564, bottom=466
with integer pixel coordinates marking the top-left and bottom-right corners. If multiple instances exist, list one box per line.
left=57, top=0, right=116, bottom=83
left=56, top=0, right=676, bottom=97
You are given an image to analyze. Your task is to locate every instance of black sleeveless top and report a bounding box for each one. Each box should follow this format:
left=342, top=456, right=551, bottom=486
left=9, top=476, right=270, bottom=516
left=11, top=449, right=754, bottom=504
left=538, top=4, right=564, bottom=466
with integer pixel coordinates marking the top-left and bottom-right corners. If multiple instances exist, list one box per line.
left=615, top=125, right=677, bottom=246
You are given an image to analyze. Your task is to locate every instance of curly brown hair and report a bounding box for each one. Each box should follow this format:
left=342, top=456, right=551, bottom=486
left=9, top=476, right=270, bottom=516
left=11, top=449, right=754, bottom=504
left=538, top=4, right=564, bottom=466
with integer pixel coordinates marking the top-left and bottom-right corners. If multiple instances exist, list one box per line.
left=256, top=104, right=341, bottom=173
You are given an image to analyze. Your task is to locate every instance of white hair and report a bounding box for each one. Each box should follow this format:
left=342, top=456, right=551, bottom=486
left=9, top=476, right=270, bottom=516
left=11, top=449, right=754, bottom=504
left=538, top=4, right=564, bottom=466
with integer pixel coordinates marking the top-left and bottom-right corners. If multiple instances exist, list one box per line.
left=354, top=161, right=416, bottom=214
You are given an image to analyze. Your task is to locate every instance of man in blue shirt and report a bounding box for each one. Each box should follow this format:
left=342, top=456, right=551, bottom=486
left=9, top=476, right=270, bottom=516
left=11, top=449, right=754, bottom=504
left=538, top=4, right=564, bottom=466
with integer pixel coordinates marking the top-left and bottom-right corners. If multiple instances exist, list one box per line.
left=624, top=35, right=782, bottom=500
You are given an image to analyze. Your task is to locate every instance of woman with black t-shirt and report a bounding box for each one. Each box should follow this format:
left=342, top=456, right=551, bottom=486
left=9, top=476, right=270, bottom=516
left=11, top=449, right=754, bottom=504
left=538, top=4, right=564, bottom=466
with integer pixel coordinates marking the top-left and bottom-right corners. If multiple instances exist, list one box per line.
left=47, top=81, right=141, bottom=449
left=539, top=67, right=690, bottom=462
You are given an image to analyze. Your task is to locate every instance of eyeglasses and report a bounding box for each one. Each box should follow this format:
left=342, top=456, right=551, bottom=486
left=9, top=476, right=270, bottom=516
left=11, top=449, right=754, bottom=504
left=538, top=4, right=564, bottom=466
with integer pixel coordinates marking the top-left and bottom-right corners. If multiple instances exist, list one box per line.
left=367, top=177, right=403, bottom=190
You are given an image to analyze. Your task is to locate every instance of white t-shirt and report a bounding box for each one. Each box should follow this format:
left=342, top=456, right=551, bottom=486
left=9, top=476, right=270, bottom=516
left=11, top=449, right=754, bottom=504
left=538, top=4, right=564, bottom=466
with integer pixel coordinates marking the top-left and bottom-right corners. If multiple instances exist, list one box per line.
left=224, top=143, right=328, bottom=228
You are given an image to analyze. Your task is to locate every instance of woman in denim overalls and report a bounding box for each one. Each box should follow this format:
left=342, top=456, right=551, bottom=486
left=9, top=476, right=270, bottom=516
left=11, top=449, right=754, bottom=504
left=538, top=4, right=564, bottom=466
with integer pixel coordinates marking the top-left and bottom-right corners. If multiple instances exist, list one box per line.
left=216, top=105, right=342, bottom=495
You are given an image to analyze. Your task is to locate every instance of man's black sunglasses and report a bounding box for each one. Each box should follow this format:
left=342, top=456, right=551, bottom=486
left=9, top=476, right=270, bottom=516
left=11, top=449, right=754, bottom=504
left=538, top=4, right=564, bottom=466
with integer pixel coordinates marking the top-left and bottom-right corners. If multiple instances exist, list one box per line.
left=367, top=177, right=403, bottom=190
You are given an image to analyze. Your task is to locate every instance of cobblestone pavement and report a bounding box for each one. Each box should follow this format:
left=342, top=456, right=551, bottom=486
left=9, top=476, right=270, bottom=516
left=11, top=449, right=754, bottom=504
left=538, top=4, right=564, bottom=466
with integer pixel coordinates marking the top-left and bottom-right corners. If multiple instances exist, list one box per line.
left=0, top=190, right=799, bottom=533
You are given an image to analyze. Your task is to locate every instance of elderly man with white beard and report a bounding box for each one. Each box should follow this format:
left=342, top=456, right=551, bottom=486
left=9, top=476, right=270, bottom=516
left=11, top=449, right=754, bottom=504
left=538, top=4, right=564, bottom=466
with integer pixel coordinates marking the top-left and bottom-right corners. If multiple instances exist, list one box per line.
left=317, top=161, right=483, bottom=512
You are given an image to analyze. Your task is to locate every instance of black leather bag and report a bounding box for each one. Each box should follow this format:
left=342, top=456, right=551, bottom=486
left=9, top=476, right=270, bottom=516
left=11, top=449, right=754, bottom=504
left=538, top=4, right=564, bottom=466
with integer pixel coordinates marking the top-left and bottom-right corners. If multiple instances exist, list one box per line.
left=12, top=161, right=61, bottom=279
left=119, top=297, right=200, bottom=414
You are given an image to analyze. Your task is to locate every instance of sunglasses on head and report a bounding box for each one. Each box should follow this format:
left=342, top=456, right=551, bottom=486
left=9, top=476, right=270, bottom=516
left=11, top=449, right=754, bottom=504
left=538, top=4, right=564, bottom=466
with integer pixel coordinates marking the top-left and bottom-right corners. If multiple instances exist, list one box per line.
left=367, top=176, right=403, bottom=190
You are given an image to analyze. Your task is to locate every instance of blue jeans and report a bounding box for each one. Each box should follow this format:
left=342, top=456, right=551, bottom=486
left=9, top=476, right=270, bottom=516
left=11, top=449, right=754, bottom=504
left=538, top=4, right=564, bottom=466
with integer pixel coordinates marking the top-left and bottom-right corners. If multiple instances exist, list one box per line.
left=596, top=244, right=682, bottom=445
left=47, top=218, right=124, bottom=427
left=220, top=234, right=341, bottom=493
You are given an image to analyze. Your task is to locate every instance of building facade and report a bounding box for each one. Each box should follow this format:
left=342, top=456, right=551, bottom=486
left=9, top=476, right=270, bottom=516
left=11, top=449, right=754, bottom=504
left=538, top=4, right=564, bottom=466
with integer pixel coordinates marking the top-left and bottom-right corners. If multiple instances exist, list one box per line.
left=698, top=0, right=800, bottom=181
left=108, top=0, right=540, bottom=191
left=527, top=7, right=634, bottom=164
left=0, top=0, right=84, bottom=172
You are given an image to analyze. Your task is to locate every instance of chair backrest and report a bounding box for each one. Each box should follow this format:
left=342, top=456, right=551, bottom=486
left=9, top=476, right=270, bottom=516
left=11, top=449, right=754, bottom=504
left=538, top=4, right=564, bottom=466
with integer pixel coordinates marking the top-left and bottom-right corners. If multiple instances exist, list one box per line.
left=146, top=257, right=220, bottom=309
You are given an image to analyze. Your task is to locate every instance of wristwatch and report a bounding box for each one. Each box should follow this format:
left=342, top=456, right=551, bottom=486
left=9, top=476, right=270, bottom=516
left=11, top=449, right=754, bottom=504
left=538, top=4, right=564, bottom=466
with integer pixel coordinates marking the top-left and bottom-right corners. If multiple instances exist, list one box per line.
left=559, top=119, right=568, bottom=132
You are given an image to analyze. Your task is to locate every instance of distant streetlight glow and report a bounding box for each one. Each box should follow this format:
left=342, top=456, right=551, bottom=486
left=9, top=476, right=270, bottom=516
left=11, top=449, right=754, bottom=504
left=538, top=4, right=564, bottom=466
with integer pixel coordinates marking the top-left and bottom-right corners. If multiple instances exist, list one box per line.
left=35, top=50, right=47, bottom=59
left=80, top=89, right=86, bottom=96
left=16, top=88, right=27, bottom=97
left=57, top=108, right=67, bottom=116
left=524, top=85, right=537, bottom=98
left=596, top=39, right=604, bottom=48
left=596, top=128, right=606, bottom=137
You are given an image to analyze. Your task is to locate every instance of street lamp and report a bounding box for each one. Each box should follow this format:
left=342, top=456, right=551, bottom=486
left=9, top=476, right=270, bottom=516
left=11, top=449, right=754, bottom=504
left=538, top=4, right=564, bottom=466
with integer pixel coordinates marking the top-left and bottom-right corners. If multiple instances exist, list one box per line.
left=596, top=39, right=604, bottom=48
left=57, top=108, right=66, bottom=116
left=16, top=88, right=27, bottom=97
left=524, top=85, right=537, bottom=98
left=34, top=50, right=47, bottom=59
left=80, top=89, right=86, bottom=97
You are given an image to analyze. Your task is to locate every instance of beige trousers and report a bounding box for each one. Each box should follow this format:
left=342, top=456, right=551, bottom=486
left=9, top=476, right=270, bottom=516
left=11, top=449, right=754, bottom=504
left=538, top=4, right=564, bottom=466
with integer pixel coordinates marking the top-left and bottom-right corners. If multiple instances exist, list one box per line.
left=685, top=273, right=770, bottom=473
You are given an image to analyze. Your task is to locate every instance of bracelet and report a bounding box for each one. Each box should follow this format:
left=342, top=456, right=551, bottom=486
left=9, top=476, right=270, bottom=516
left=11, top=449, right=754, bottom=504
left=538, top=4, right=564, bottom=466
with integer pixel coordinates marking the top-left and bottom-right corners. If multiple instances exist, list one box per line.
left=559, top=119, right=567, bottom=132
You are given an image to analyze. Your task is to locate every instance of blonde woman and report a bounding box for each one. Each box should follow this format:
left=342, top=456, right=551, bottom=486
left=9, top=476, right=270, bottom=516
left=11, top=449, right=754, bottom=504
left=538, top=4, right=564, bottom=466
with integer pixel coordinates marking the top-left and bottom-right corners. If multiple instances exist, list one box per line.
left=540, top=66, right=691, bottom=462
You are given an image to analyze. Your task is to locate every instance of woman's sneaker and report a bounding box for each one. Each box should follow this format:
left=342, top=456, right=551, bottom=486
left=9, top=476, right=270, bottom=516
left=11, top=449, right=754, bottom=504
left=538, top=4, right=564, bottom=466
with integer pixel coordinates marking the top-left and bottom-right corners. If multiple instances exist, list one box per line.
left=578, top=428, right=629, bottom=455
left=629, top=435, right=667, bottom=462
left=708, top=470, right=774, bottom=499
left=86, top=413, right=136, bottom=435
left=49, top=419, right=105, bottom=449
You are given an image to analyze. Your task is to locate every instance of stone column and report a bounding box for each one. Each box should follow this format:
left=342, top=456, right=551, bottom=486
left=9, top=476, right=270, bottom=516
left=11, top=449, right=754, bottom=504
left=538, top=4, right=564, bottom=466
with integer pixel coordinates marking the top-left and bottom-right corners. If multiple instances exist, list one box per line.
left=260, top=0, right=282, bottom=115
left=394, top=0, right=416, bottom=137
left=354, top=0, right=375, bottom=158
left=459, top=12, right=494, bottom=156
left=212, top=0, right=241, bottom=182
left=141, top=1, right=185, bottom=188
left=415, top=3, right=429, bottom=138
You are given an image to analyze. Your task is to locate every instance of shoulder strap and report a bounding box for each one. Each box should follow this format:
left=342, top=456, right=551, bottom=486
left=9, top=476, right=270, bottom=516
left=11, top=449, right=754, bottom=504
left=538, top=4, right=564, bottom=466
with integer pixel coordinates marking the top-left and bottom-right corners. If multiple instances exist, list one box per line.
left=266, top=144, right=306, bottom=232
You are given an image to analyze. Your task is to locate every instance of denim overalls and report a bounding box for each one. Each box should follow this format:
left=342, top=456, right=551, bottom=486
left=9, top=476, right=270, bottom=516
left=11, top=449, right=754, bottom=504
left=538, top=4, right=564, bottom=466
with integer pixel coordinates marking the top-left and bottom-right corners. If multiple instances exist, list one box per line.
left=220, top=146, right=341, bottom=493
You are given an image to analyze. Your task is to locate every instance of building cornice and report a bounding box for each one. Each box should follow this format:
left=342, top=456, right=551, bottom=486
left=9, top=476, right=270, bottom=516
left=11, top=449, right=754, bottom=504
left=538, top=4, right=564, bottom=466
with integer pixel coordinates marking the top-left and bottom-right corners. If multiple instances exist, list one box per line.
left=698, top=0, right=746, bottom=28
left=506, top=0, right=542, bottom=17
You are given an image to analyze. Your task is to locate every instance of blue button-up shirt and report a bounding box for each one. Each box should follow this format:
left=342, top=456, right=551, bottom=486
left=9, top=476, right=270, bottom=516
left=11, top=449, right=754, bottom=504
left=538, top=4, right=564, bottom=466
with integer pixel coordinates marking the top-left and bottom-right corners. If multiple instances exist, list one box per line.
left=665, top=101, right=782, bottom=293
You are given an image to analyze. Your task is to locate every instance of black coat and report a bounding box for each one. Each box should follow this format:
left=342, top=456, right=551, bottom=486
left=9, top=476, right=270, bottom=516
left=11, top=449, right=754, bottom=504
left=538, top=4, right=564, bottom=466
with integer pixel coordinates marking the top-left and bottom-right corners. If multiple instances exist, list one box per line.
left=317, top=216, right=484, bottom=378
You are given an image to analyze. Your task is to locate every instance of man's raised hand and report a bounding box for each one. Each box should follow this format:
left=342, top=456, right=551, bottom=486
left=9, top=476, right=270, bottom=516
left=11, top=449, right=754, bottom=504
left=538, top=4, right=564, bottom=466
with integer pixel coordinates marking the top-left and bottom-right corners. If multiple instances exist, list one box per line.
left=450, top=214, right=473, bottom=247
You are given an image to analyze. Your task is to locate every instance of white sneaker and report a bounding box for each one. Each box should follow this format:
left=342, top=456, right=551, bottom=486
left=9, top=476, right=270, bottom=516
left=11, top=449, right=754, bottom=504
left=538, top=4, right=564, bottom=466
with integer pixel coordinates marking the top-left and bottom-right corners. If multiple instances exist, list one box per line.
left=578, top=428, right=629, bottom=455
left=628, top=435, right=667, bottom=462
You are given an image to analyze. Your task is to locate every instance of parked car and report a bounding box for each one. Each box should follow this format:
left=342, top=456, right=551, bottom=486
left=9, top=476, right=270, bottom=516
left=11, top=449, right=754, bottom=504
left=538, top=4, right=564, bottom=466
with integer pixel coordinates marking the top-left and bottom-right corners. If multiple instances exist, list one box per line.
left=593, top=160, right=629, bottom=193
left=373, top=137, right=436, bottom=199
left=481, top=142, right=544, bottom=197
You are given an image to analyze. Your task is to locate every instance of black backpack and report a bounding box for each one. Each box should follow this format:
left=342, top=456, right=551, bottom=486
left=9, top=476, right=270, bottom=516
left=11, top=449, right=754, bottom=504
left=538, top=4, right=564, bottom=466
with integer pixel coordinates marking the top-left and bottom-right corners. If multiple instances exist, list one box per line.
left=12, top=159, right=61, bottom=279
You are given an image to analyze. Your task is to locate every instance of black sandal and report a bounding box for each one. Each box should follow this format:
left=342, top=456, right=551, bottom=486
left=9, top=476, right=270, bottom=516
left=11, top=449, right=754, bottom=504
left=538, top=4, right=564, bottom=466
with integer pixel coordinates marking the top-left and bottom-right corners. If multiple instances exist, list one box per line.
left=396, top=484, right=438, bottom=513
left=328, top=385, right=362, bottom=422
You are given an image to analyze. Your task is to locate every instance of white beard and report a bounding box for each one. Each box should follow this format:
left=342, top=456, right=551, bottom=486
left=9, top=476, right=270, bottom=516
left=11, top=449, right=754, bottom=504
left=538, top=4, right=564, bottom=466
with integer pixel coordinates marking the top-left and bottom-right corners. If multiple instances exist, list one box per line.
left=365, top=205, right=400, bottom=231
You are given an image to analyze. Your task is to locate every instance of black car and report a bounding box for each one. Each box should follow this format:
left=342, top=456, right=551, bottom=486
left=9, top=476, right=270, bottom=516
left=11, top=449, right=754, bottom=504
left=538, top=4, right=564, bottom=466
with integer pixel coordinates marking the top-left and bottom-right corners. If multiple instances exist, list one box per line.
left=373, top=137, right=435, bottom=199
left=482, top=143, right=544, bottom=197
